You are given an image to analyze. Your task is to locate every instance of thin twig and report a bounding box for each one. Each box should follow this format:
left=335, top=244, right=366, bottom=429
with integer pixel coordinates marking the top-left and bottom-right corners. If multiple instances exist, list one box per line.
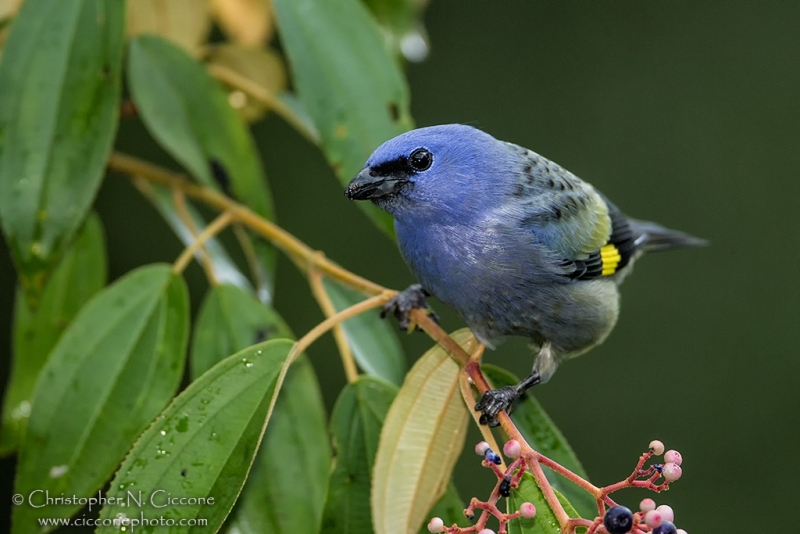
left=172, top=188, right=218, bottom=284
left=172, top=211, right=235, bottom=275
left=108, top=152, right=385, bottom=296
left=309, top=268, right=359, bottom=383
left=287, top=291, right=395, bottom=367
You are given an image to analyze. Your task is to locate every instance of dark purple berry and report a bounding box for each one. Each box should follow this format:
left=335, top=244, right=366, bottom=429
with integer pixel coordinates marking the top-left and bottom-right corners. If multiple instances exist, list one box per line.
left=603, top=506, right=634, bottom=534
left=484, top=449, right=502, bottom=465
left=499, top=475, right=512, bottom=497
left=653, top=521, right=678, bottom=534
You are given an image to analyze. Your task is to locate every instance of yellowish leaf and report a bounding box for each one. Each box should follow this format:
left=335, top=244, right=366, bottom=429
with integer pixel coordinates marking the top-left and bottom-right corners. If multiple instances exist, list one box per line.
left=206, top=43, right=287, bottom=122
left=0, top=0, right=23, bottom=21
left=126, top=0, right=211, bottom=54
left=371, top=328, right=475, bottom=534
left=211, top=0, right=273, bottom=46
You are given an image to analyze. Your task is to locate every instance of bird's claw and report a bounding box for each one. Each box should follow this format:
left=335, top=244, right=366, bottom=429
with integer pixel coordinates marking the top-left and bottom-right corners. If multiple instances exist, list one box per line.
left=474, top=386, right=519, bottom=427
left=381, top=284, right=439, bottom=332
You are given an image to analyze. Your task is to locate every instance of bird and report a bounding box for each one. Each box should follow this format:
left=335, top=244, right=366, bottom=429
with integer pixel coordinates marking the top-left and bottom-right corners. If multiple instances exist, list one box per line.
left=345, top=124, right=705, bottom=426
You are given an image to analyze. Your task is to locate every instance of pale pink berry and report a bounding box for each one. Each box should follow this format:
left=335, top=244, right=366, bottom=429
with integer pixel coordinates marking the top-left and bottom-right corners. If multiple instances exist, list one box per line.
left=519, top=502, right=536, bottom=518
left=644, top=510, right=662, bottom=528
left=478, top=530, right=496, bottom=534
left=427, top=517, right=444, bottom=533
left=649, top=440, right=665, bottom=455
left=664, top=450, right=683, bottom=466
left=639, top=498, right=656, bottom=513
left=677, top=529, right=688, bottom=534
left=504, top=439, right=522, bottom=458
left=656, top=504, right=675, bottom=522
left=475, top=441, right=490, bottom=456
left=662, top=463, right=682, bottom=482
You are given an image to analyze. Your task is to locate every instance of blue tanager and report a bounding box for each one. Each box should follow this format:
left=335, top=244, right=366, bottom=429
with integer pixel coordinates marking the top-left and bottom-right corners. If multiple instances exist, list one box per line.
left=346, top=124, right=705, bottom=426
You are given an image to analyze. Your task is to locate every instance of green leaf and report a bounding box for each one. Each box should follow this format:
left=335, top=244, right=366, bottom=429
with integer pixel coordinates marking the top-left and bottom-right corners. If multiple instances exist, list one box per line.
left=272, top=0, right=414, bottom=236
left=0, top=213, right=107, bottom=456
left=12, top=264, right=189, bottom=534
left=323, top=278, right=406, bottom=385
left=191, top=283, right=293, bottom=380
left=127, top=34, right=276, bottom=298
left=96, top=339, right=294, bottom=534
left=191, top=283, right=330, bottom=533
left=227, top=356, right=331, bottom=534
left=418, top=483, right=470, bottom=533
left=321, top=375, right=398, bottom=534
left=483, top=365, right=596, bottom=519
left=0, top=0, right=124, bottom=301
left=506, top=472, right=564, bottom=534
left=136, top=180, right=255, bottom=294
left=372, top=329, right=473, bottom=534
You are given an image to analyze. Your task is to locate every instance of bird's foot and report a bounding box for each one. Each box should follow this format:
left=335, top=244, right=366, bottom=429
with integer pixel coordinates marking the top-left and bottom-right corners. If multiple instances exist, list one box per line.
left=380, top=284, right=439, bottom=332
left=474, top=386, right=519, bottom=427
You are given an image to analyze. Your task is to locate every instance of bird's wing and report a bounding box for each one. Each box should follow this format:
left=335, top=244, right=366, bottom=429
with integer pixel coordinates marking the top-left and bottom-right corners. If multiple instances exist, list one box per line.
left=513, top=148, right=611, bottom=260
left=567, top=198, right=638, bottom=280
left=510, top=146, right=636, bottom=280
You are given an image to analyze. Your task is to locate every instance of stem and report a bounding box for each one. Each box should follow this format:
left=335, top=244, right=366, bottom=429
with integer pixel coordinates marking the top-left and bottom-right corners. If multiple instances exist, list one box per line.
left=309, top=269, right=359, bottom=383
left=286, top=291, right=395, bottom=366
left=172, top=211, right=234, bottom=275
left=171, top=188, right=218, bottom=284
left=108, top=152, right=385, bottom=296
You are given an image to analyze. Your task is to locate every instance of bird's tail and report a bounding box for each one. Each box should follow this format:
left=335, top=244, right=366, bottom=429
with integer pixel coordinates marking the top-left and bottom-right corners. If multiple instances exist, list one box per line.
left=630, top=219, right=708, bottom=253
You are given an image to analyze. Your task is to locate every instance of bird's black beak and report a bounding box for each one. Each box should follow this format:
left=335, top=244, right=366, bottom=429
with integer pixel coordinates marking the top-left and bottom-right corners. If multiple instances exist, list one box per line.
left=345, top=168, right=407, bottom=200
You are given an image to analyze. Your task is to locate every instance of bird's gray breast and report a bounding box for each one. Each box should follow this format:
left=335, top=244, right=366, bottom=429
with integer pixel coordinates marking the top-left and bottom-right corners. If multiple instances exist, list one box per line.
left=395, top=216, right=620, bottom=354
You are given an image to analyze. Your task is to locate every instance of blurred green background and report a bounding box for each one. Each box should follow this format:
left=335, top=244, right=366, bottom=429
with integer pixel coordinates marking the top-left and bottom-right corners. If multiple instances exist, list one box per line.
left=2, top=2, right=799, bottom=533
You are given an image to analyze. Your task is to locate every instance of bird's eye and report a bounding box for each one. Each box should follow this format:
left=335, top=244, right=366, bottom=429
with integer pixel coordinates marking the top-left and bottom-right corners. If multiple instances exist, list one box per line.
left=408, top=148, right=433, bottom=171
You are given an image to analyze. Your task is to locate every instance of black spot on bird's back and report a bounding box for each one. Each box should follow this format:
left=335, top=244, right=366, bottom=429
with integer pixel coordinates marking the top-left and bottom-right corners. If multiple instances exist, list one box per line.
left=523, top=165, right=532, bottom=173
left=554, top=207, right=562, bottom=219
left=512, top=183, right=525, bottom=197
left=548, top=178, right=555, bottom=188
left=559, top=182, right=565, bottom=191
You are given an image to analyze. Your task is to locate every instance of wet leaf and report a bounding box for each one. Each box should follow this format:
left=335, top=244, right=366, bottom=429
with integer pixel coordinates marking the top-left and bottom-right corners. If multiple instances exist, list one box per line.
left=126, top=0, right=212, bottom=54
left=211, top=0, right=274, bottom=46
left=483, top=365, right=595, bottom=519
left=0, top=0, right=124, bottom=302
left=272, top=0, right=414, bottom=236
left=192, top=283, right=330, bottom=534
left=96, top=339, right=294, bottom=534
left=227, top=356, right=330, bottom=534
left=323, top=278, right=406, bottom=385
left=371, top=328, right=473, bottom=534
left=321, top=375, right=397, bottom=534
left=0, top=213, right=106, bottom=456
left=128, top=34, right=276, bottom=298
left=191, top=283, right=292, bottom=380
left=12, top=264, right=189, bottom=534
left=206, top=43, right=287, bottom=122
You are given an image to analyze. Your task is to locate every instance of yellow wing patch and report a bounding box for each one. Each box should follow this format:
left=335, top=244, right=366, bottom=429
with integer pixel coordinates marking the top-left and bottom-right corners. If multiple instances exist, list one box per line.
left=600, top=244, right=622, bottom=276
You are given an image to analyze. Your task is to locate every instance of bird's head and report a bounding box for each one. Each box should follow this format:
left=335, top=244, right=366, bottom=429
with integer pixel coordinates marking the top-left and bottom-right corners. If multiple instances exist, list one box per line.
left=346, top=124, right=513, bottom=223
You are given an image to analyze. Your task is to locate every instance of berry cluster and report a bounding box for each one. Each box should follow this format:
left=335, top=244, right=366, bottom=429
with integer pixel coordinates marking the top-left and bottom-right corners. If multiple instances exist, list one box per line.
left=427, top=439, right=688, bottom=534
left=600, top=499, right=686, bottom=534
left=427, top=441, right=534, bottom=534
